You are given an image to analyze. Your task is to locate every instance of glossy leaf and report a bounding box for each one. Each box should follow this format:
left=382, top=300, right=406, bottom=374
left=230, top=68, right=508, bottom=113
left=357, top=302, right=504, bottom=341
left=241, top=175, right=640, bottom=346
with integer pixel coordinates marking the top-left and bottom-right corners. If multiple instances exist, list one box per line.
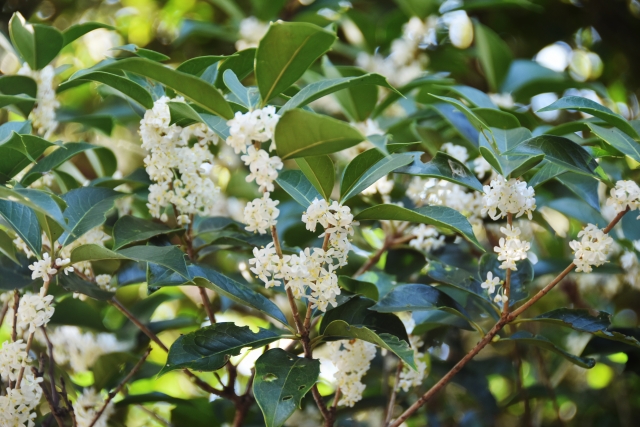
left=446, top=85, right=498, bottom=109
left=295, top=156, right=334, bottom=201
left=21, top=142, right=96, bottom=186
left=395, top=151, right=484, bottom=192
left=338, top=276, right=379, bottom=301
left=474, top=22, right=513, bottom=92
left=0, top=76, right=37, bottom=117
left=59, top=71, right=154, bottom=109
left=160, top=323, right=282, bottom=375
left=355, top=204, right=482, bottom=250
left=255, top=22, right=336, bottom=102
left=274, top=109, right=365, bottom=160
left=340, top=152, right=412, bottom=202
left=0, top=187, right=66, bottom=228
left=59, top=187, right=122, bottom=245
left=254, top=349, right=320, bottom=427
left=0, top=200, right=41, bottom=257
left=10, top=13, right=64, bottom=70
left=223, top=69, right=259, bottom=109
left=62, top=22, right=115, bottom=47
left=111, top=44, right=170, bottom=62
left=176, top=55, right=227, bottom=76
left=370, top=284, right=468, bottom=318
left=57, top=272, right=114, bottom=300
left=276, top=170, right=322, bottom=207
left=112, top=216, right=177, bottom=250
left=500, top=331, right=595, bottom=369
left=478, top=127, right=541, bottom=177
left=586, top=123, right=640, bottom=162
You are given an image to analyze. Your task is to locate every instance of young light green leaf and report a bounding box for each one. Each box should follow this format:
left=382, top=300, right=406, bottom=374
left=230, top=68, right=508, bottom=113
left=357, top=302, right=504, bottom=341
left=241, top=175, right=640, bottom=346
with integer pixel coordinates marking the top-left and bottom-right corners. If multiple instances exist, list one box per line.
left=500, top=331, right=595, bottom=369
left=276, top=170, right=322, bottom=207
left=395, top=151, right=484, bottom=192
left=80, top=57, right=234, bottom=119
left=586, top=123, right=640, bottom=162
left=354, top=204, right=483, bottom=250
left=340, top=152, right=412, bottom=202
left=59, top=187, right=122, bottom=245
left=256, top=21, right=337, bottom=103
left=112, top=216, right=177, bottom=250
left=322, top=320, right=416, bottom=369
left=280, top=74, right=397, bottom=113
left=474, top=22, right=513, bottom=92
left=160, top=323, right=282, bottom=375
left=538, top=96, right=639, bottom=139
left=274, top=109, right=365, bottom=160
left=0, top=200, right=41, bottom=258
left=254, top=349, right=320, bottom=427
left=295, top=156, right=334, bottom=201
left=59, top=71, right=154, bottom=108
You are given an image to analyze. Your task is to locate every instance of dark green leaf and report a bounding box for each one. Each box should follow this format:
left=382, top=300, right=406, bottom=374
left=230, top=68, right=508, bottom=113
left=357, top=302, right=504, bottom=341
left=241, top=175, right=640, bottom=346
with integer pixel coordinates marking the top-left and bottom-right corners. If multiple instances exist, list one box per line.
left=176, top=55, right=227, bottom=76
left=223, top=69, right=259, bottom=109
left=340, top=152, right=412, bottom=202
left=474, top=22, right=513, bottom=92
left=276, top=170, right=322, bottom=207
left=355, top=204, right=482, bottom=250
left=0, top=187, right=66, bottom=228
left=338, top=276, right=379, bottom=301
left=256, top=22, right=336, bottom=102
left=370, top=284, right=469, bottom=319
left=473, top=108, right=520, bottom=129
left=0, top=200, right=41, bottom=256
left=111, top=44, right=170, bottom=62
left=0, top=229, right=18, bottom=264
left=59, top=187, right=122, bottom=245
left=59, top=71, right=154, bottom=109
left=21, top=142, right=96, bottom=186
left=215, top=49, right=256, bottom=89
left=428, top=94, right=490, bottom=132
left=586, top=123, right=640, bottom=162
left=112, top=216, right=177, bottom=250
left=160, top=323, right=282, bottom=375
left=0, top=76, right=37, bottom=117
left=274, top=109, right=364, bottom=160
left=478, top=127, right=542, bottom=177
left=395, top=151, right=484, bottom=192
left=295, top=156, right=334, bottom=201
left=57, top=273, right=115, bottom=300
left=10, top=13, right=64, bottom=69
left=500, top=331, right=595, bottom=369
left=446, top=85, right=497, bottom=109
left=254, top=349, right=320, bottom=427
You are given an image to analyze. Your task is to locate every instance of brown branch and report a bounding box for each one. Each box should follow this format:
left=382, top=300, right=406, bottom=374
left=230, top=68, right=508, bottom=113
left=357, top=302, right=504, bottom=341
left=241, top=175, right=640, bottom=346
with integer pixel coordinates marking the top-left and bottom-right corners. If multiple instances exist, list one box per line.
left=87, top=348, right=152, bottom=427
left=11, top=289, right=19, bottom=342
left=384, top=362, right=403, bottom=426
left=32, top=367, right=65, bottom=427
left=136, top=404, right=174, bottom=427
left=60, top=376, right=78, bottom=427
left=388, top=208, right=630, bottom=427
left=0, top=299, right=9, bottom=329
left=198, top=286, right=217, bottom=324
left=41, top=326, right=59, bottom=406
left=109, top=298, right=169, bottom=352
left=16, top=331, right=35, bottom=389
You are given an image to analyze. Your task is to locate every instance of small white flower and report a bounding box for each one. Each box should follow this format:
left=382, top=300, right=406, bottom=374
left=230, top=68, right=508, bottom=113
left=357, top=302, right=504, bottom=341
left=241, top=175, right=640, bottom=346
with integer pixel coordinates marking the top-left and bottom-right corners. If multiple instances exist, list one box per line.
left=17, top=292, right=55, bottom=333
left=95, top=274, right=116, bottom=292
left=55, top=257, right=74, bottom=275
left=28, top=253, right=58, bottom=282
left=441, top=142, right=469, bottom=163
left=244, top=193, right=280, bottom=234
left=409, top=224, right=446, bottom=253
left=569, top=223, right=614, bottom=273
left=329, top=339, right=376, bottom=407
left=493, top=224, right=535, bottom=271
left=606, top=180, right=640, bottom=218
left=482, top=175, right=536, bottom=220
left=481, top=271, right=501, bottom=294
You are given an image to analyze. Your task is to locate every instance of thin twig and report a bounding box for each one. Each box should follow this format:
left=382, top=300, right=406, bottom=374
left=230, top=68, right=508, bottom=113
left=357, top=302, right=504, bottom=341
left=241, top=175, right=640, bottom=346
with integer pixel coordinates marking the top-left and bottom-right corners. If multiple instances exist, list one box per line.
left=16, top=331, right=35, bottom=389
left=384, top=362, right=403, bottom=426
left=109, top=298, right=168, bottom=351
left=0, top=299, right=9, bottom=329
left=41, top=326, right=59, bottom=406
left=87, top=348, right=152, bottom=427
left=388, top=208, right=629, bottom=427
left=11, top=289, right=19, bottom=341
left=198, top=286, right=217, bottom=324
left=32, top=367, right=65, bottom=427
left=60, top=376, right=78, bottom=427
left=136, top=404, right=174, bottom=427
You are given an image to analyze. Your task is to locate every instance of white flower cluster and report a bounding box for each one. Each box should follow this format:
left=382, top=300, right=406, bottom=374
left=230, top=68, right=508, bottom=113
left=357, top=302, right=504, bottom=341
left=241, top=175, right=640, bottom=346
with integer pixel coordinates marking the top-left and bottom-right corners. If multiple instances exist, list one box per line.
left=494, top=224, right=537, bottom=271
left=328, top=339, right=376, bottom=407
left=0, top=340, right=43, bottom=427
left=481, top=271, right=508, bottom=303
left=249, top=199, right=357, bottom=311
left=398, top=335, right=428, bottom=392
left=95, top=274, right=115, bottom=292
left=570, top=223, right=614, bottom=273
left=607, top=180, right=640, bottom=219
left=17, top=63, right=59, bottom=138
left=441, top=10, right=474, bottom=49
left=240, top=146, right=283, bottom=192
left=482, top=175, right=537, bottom=220
left=28, top=253, right=58, bottom=283
left=361, top=175, right=394, bottom=202
left=226, top=107, right=280, bottom=154
left=17, top=291, right=54, bottom=334
left=74, top=388, right=114, bottom=427
left=409, top=224, right=445, bottom=253
left=235, top=17, right=269, bottom=51
left=441, top=142, right=469, bottom=163
left=407, top=177, right=484, bottom=224
left=140, top=96, right=221, bottom=225
left=243, top=192, right=280, bottom=235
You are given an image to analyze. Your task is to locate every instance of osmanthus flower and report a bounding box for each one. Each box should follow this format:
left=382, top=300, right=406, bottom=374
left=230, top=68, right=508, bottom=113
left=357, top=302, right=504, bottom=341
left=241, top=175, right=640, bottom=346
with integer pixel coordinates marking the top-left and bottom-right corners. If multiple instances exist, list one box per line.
left=570, top=223, right=614, bottom=273
left=409, top=224, right=446, bottom=253
left=226, top=107, right=280, bottom=154
left=481, top=271, right=502, bottom=295
left=95, top=274, right=115, bottom=292
left=28, top=253, right=58, bottom=282
left=240, top=146, right=283, bottom=192
left=17, top=291, right=54, bottom=334
left=329, top=339, right=377, bottom=407
left=473, top=156, right=493, bottom=179
left=607, top=180, right=640, bottom=218
left=17, top=63, right=59, bottom=139
left=73, top=388, right=114, bottom=427
left=0, top=340, right=29, bottom=382
left=244, top=192, right=280, bottom=234
left=482, top=175, right=537, bottom=220
left=442, top=10, right=474, bottom=49
left=494, top=224, right=537, bottom=271
left=235, top=17, right=269, bottom=51
left=441, top=142, right=469, bottom=163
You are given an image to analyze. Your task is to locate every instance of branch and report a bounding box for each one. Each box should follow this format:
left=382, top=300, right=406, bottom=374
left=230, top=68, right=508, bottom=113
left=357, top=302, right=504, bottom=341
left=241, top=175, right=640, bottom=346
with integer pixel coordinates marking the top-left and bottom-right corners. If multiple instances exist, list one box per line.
left=384, top=362, right=403, bottom=426
left=32, top=367, right=65, bottom=427
left=388, top=207, right=630, bottom=427
left=87, top=348, right=151, bottom=427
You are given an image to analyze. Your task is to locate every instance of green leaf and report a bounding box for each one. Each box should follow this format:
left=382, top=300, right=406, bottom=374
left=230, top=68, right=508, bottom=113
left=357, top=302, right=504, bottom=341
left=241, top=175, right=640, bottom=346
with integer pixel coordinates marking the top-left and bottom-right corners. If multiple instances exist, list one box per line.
left=59, top=71, right=154, bottom=109
left=0, top=76, right=37, bottom=117
left=0, top=229, right=18, bottom=264
left=501, top=60, right=577, bottom=100
left=49, top=297, right=109, bottom=331
left=445, top=85, right=498, bottom=109
left=223, top=69, right=259, bottom=109
left=62, top=22, right=115, bottom=47
left=319, top=296, right=409, bottom=342
left=0, top=187, right=66, bottom=228
left=166, top=102, right=231, bottom=140
left=586, top=123, right=640, bottom=162
left=21, top=142, right=96, bottom=186
left=322, top=61, right=380, bottom=122
left=504, top=135, right=598, bottom=177
left=322, top=320, right=416, bottom=369
left=254, top=349, right=320, bottom=427
left=71, top=244, right=190, bottom=280
left=274, top=109, right=364, bottom=160
left=215, top=48, right=256, bottom=89
left=538, top=96, right=639, bottom=139
left=0, top=200, right=41, bottom=257
left=428, top=94, right=490, bottom=133
left=57, top=272, right=115, bottom=300
left=191, top=266, right=290, bottom=327
left=500, top=331, right=595, bottom=369
left=295, top=156, right=334, bottom=201
left=58, top=114, right=115, bottom=135
left=478, top=127, right=543, bottom=177
left=59, top=187, right=122, bottom=245
left=175, top=55, right=227, bottom=76
left=112, top=216, right=177, bottom=250
left=9, top=13, right=64, bottom=69
left=430, top=102, right=480, bottom=146
left=473, top=108, right=520, bottom=129
left=338, top=276, right=379, bottom=301
left=280, top=74, right=396, bottom=113
left=340, top=152, right=412, bottom=202
left=0, top=131, right=54, bottom=183
left=80, top=57, right=234, bottom=119
left=276, top=170, right=322, bottom=207
left=160, top=323, right=282, bottom=375
left=395, top=151, right=484, bottom=192
left=354, top=204, right=482, bottom=250
left=256, top=22, right=336, bottom=103
left=527, top=162, right=565, bottom=187
left=370, top=283, right=469, bottom=318
left=110, top=44, right=170, bottom=62
left=521, top=309, right=640, bottom=349
left=0, top=94, right=36, bottom=112
left=556, top=172, right=601, bottom=212
left=474, top=22, right=513, bottom=92
left=0, top=254, right=38, bottom=290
